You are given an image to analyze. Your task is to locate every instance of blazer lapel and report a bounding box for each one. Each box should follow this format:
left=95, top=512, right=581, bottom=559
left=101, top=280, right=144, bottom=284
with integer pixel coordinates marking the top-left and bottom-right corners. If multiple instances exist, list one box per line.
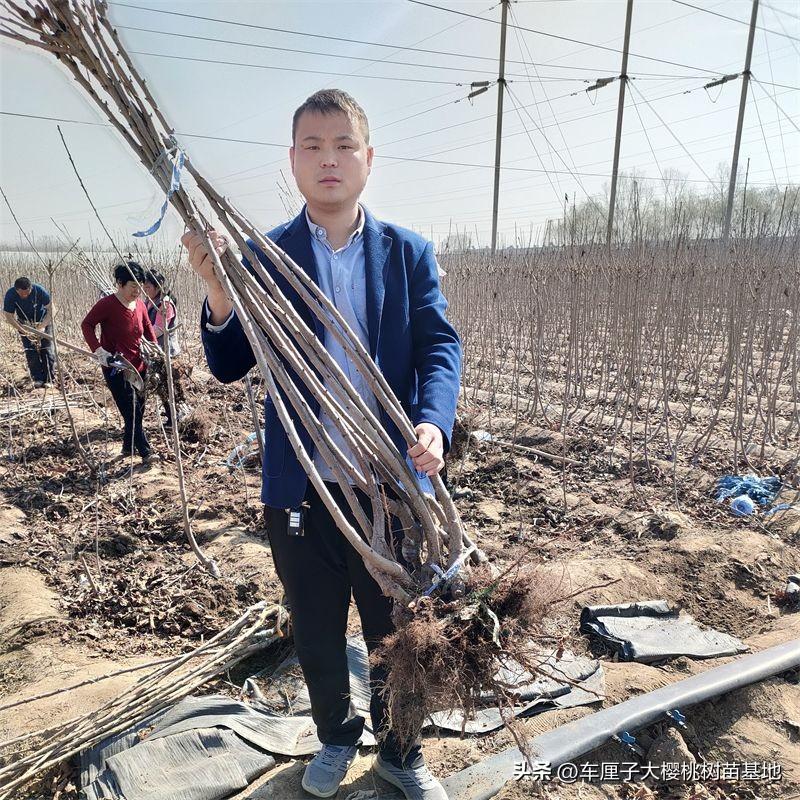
left=362, top=210, right=392, bottom=359
left=274, top=207, right=324, bottom=341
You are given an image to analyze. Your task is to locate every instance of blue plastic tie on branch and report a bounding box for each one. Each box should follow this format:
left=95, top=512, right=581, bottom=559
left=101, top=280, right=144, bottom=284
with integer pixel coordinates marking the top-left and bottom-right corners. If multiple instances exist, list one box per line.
left=133, top=147, right=185, bottom=238
left=423, top=563, right=447, bottom=598
left=422, top=547, right=475, bottom=597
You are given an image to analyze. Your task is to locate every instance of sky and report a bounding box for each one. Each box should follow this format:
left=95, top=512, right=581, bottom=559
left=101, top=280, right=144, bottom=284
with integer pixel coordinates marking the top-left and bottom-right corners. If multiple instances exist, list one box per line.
left=0, top=0, right=798, bottom=249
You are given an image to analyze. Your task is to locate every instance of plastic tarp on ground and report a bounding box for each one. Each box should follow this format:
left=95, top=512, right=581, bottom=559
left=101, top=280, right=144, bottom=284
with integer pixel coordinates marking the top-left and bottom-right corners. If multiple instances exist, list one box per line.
left=80, top=636, right=604, bottom=798
left=428, top=648, right=605, bottom=734
left=78, top=639, right=373, bottom=799
left=580, top=600, right=748, bottom=663
left=81, top=714, right=275, bottom=800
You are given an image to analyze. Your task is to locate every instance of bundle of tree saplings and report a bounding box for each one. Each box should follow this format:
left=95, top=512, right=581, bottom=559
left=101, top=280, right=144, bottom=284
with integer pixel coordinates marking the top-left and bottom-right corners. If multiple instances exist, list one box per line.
left=0, top=603, right=287, bottom=800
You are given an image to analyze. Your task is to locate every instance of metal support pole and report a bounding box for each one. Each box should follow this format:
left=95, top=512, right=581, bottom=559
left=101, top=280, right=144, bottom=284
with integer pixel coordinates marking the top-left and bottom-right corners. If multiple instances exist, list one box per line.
left=723, top=0, right=759, bottom=243
left=490, top=0, right=510, bottom=254
left=606, top=0, right=634, bottom=246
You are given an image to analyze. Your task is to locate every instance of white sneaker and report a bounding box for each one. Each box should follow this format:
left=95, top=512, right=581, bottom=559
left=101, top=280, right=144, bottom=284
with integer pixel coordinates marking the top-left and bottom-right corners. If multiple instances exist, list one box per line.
left=301, top=744, right=358, bottom=798
left=373, top=754, right=448, bottom=800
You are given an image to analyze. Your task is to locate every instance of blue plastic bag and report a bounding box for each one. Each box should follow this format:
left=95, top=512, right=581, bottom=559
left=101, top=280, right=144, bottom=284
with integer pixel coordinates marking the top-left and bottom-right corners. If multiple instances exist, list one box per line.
left=730, top=494, right=755, bottom=517
left=715, top=474, right=782, bottom=506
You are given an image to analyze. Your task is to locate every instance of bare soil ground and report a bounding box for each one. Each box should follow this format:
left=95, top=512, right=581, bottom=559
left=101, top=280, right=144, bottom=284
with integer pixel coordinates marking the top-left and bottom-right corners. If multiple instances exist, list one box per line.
left=1, top=331, right=798, bottom=800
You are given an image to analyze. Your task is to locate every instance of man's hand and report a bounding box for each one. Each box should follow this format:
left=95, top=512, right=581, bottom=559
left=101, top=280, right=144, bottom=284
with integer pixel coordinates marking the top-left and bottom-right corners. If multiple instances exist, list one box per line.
left=180, top=229, right=234, bottom=324
left=180, top=229, right=230, bottom=286
left=408, top=422, right=445, bottom=477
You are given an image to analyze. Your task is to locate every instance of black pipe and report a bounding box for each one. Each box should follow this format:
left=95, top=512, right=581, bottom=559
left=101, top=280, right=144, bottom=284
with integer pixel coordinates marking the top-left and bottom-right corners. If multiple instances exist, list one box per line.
left=442, top=638, right=800, bottom=800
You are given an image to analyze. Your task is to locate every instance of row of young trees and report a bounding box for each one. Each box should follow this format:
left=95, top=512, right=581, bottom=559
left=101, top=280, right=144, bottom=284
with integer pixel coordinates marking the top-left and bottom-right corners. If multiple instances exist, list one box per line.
left=442, top=210, right=799, bottom=482
left=437, top=176, right=799, bottom=252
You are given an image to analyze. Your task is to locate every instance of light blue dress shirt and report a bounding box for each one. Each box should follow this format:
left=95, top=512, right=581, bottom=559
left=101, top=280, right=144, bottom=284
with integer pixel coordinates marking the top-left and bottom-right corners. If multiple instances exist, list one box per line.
left=305, top=207, right=380, bottom=481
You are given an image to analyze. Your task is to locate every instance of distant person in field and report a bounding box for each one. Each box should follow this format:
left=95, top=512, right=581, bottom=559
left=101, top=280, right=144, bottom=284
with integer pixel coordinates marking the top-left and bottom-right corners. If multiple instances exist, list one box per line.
left=3, top=276, right=55, bottom=388
left=81, top=261, right=159, bottom=465
left=142, top=270, right=190, bottom=425
left=142, top=269, right=180, bottom=357
left=182, top=89, right=459, bottom=800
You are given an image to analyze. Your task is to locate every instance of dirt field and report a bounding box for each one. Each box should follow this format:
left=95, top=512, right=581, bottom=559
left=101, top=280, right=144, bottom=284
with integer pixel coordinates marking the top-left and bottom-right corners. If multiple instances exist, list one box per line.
left=1, top=312, right=798, bottom=800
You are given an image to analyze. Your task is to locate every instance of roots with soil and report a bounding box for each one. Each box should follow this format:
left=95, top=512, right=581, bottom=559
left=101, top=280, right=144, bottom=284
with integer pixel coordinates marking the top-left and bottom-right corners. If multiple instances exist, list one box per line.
left=143, top=353, right=188, bottom=409
left=375, top=562, right=563, bottom=755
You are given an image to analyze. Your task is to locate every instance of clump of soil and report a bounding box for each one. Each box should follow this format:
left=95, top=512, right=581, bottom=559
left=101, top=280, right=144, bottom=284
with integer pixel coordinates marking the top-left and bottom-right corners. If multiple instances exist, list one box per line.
left=178, top=409, right=213, bottom=444
left=448, top=414, right=472, bottom=462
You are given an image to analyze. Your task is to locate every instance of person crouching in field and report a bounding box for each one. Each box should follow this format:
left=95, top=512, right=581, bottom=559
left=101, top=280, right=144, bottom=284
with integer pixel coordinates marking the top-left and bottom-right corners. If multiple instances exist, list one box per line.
left=182, top=89, right=458, bottom=800
left=3, top=276, right=55, bottom=388
left=81, top=261, right=160, bottom=465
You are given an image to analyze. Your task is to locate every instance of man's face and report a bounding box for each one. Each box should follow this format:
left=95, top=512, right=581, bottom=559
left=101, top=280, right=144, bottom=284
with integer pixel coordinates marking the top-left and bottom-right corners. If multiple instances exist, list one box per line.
left=15, top=288, right=31, bottom=300
left=118, top=280, right=141, bottom=302
left=290, top=111, right=373, bottom=212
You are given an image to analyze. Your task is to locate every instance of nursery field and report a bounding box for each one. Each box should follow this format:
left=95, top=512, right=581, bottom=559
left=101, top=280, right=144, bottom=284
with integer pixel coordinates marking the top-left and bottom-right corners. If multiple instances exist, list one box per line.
left=0, top=237, right=798, bottom=800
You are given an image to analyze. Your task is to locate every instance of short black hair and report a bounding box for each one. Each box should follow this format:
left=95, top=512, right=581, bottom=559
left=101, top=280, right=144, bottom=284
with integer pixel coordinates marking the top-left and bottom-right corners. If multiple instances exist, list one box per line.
left=144, top=269, right=166, bottom=289
left=14, top=277, right=32, bottom=291
left=292, top=89, right=370, bottom=145
left=113, top=260, right=145, bottom=287
left=144, top=269, right=178, bottom=307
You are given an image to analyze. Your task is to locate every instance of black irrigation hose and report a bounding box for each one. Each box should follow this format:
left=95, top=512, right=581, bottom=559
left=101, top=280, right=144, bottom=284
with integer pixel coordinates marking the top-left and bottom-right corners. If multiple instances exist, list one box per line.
left=442, top=638, right=800, bottom=800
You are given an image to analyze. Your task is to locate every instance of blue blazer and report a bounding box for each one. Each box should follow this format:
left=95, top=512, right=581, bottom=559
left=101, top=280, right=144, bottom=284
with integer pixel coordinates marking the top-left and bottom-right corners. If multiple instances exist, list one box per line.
left=201, top=206, right=462, bottom=508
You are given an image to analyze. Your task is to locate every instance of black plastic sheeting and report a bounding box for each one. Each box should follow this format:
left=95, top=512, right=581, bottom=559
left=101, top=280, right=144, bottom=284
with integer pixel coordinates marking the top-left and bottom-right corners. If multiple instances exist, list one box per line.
left=81, top=709, right=275, bottom=800
left=580, top=600, right=748, bottom=662
left=441, top=638, right=800, bottom=800
left=80, top=636, right=604, bottom=799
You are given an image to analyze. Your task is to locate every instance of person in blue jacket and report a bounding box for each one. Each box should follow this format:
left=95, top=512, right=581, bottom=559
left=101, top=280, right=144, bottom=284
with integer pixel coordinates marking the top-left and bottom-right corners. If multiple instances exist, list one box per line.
left=182, top=89, right=459, bottom=800
left=3, top=277, right=55, bottom=387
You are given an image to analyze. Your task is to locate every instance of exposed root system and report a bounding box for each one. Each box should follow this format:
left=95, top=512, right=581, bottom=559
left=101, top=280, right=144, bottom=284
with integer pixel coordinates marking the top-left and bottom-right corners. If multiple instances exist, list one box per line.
left=376, top=562, right=562, bottom=754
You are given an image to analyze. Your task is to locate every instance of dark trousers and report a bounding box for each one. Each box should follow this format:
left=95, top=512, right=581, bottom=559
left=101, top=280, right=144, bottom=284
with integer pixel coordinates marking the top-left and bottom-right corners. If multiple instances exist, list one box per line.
left=21, top=329, right=55, bottom=383
left=103, top=368, right=151, bottom=457
left=265, top=483, right=422, bottom=768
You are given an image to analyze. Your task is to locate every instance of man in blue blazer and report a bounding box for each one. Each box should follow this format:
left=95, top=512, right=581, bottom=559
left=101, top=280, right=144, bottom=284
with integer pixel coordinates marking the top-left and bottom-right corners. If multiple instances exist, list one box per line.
left=183, top=89, right=459, bottom=800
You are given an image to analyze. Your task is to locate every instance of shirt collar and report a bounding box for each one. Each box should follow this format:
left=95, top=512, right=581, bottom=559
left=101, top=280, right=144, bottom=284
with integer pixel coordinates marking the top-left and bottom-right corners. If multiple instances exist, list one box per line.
left=305, top=205, right=365, bottom=249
